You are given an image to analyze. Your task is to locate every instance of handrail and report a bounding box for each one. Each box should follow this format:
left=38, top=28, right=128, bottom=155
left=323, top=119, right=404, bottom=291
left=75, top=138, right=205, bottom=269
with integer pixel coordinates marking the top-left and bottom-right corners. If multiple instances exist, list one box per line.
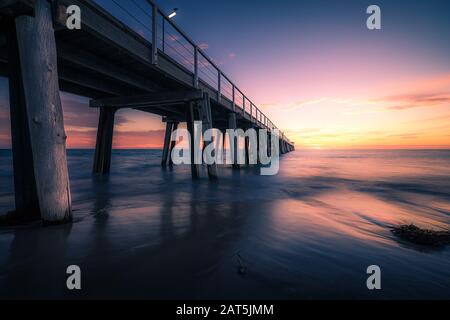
left=145, top=0, right=291, bottom=144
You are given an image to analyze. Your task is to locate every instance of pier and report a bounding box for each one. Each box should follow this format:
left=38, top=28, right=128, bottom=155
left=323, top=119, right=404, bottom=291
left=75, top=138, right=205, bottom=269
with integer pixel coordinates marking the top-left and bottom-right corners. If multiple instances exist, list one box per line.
left=0, top=0, right=294, bottom=223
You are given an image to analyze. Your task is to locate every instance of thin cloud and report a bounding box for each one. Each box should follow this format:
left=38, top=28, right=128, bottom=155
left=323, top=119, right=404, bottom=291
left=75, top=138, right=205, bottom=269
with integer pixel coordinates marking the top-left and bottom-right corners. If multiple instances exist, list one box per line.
left=263, top=97, right=378, bottom=113
left=198, top=43, right=209, bottom=50
left=407, top=113, right=450, bottom=124
left=386, top=133, right=419, bottom=139
left=383, top=92, right=450, bottom=103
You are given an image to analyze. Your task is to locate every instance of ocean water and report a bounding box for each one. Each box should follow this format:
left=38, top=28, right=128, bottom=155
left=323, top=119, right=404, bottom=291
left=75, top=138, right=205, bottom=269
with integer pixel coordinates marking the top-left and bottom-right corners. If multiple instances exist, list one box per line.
left=0, top=149, right=449, bottom=299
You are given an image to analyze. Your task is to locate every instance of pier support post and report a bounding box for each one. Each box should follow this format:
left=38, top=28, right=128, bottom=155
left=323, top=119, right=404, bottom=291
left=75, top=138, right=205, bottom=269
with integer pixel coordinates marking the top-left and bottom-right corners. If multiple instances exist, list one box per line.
left=93, top=107, right=116, bottom=174
left=12, top=0, right=72, bottom=223
left=244, top=136, right=250, bottom=165
left=5, top=17, right=40, bottom=221
left=199, top=93, right=217, bottom=179
left=186, top=102, right=200, bottom=179
left=168, top=122, right=179, bottom=167
left=256, top=129, right=260, bottom=164
left=161, top=121, right=174, bottom=167
left=227, top=112, right=239, bottom=169
left=280, top=140, right=286, bottom=154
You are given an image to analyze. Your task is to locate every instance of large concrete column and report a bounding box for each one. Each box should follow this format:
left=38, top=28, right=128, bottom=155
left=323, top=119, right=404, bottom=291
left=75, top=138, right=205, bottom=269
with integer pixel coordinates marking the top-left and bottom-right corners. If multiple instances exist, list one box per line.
left=227, top=112, right=239, bottom=169
left=93, top=107, right=116, bottom=174
left=168, top=122, right=179, bottom=167
left=13, top=1, right=72, bottom=223
left=5, top=17, right=40, bottom=221
left=244, top=136, right=250, bottom=165
left=161, top=121, right=174, bottom=167
left=186, top=102, right=200, bottom=179
left=256, top=128, right=260, bottom=164
left=280, top=140, right=286, bottom=154
left=199, top=93, right=217, bottom=179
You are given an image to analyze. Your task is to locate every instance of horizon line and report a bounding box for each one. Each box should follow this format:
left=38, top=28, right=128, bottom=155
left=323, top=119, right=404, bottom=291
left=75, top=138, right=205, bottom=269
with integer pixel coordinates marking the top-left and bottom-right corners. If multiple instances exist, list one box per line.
left=1, top=147, right=450, bottom=151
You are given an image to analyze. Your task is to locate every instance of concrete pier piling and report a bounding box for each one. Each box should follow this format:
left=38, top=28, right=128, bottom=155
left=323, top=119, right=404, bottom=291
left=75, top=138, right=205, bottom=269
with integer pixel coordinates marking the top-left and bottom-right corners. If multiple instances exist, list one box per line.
left=168, top=122, right=179, bottom=168
left=161, top=121, right=174, bottom=167
left=227, top=112, right=240, bottom=169
left=7, top=0, right=72, bottom=223
left=93, top=107, right=116, bottom=174
left=186, top=102, right=200, bottom=179
left=6, top=17, right=40, bottom=222
left=199, top=93, right=217, bottom=179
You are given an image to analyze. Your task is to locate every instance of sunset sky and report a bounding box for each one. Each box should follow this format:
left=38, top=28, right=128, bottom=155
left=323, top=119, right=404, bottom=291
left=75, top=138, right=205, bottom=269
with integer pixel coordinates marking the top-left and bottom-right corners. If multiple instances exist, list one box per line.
left=0, top=0, right=449, bottom=149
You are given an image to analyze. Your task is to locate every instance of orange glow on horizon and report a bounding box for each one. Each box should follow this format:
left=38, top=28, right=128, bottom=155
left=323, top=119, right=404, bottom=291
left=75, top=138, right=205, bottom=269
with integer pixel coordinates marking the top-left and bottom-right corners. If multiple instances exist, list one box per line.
left=258, top=73, right=450, bottom=149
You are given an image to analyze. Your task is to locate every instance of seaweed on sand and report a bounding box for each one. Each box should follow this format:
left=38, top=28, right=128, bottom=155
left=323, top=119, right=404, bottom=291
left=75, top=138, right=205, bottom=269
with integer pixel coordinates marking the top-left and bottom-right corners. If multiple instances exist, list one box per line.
left=391, top=224, right=450, bottom=247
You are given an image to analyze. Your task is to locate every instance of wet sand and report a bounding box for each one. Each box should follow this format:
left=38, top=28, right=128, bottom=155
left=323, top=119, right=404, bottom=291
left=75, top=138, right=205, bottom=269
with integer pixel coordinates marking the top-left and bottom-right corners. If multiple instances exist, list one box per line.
left=0, top=149, right=449, bottom=299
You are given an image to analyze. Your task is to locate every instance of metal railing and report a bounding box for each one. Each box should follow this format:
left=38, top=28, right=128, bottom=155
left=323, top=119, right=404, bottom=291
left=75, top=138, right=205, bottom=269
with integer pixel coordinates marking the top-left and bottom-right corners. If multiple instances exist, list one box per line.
left=93, top=0, right=293, bottom=145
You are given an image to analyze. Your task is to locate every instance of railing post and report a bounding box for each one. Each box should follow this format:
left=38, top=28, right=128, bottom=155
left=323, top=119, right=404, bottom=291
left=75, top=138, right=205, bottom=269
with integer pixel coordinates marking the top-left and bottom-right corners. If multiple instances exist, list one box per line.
left=162, top=18, right=165, bottom=53
left=151, top=3, right=158, bottom=65
left=194, top=46, right=198, bottom=88
left=232, top=85, right=235, bottom=111
left=217, top=71, right=221, bottom=101
left=242, top=97, right=246, bottom=116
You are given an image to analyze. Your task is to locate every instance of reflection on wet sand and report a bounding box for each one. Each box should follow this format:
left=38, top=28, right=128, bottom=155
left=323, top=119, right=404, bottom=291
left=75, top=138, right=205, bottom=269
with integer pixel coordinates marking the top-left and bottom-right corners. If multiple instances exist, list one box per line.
left=0, top=149, right=449, bottom=299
